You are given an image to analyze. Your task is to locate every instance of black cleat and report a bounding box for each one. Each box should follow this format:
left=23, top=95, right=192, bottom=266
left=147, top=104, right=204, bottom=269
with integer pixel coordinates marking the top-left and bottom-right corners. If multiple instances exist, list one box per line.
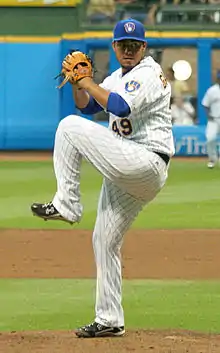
left=75, top=322, right=125, bottom=338
left=31, top=201, right=73, bottom=225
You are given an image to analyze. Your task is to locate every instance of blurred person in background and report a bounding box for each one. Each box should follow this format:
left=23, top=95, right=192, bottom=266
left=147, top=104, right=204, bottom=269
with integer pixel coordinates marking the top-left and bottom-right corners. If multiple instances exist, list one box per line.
left=202, top=69, right=220, bottom=169
left=115, top=0, right=137, bottom=3
left=145, top=0, right=186, bottom=25
left=144, top=0, right=161, bottom=25
left=171, top=96, right=195, bottom=125
left=166, top=66, right=189, bottom=103
left=184, top=0, right=220, bottom=23
left=86, top=0, right=116, bottom=23
left=209, top=0, right=220, bottom=24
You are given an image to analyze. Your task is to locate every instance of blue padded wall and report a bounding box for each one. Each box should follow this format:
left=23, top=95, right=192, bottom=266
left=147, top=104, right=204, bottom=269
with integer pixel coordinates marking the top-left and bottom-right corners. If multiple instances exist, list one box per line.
left=4, top=42, right=60, bottom=149
left=0, top=43, right=6, bottom=149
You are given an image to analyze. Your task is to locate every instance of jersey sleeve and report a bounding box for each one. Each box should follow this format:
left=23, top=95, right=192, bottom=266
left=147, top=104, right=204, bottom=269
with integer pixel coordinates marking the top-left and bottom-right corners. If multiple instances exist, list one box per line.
left=202, top=88, right=211, bottom=108
left=117, top=68, right=170, bottom=113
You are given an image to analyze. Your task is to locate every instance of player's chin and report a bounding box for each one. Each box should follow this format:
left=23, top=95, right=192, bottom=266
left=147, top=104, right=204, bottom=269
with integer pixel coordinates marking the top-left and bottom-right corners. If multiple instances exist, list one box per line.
left=121, top=60, right=135, bottom=70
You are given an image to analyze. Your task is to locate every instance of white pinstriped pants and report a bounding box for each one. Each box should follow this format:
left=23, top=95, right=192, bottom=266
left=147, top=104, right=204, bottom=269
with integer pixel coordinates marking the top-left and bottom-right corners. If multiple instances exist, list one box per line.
left=52, top=115, right=169, bottom=327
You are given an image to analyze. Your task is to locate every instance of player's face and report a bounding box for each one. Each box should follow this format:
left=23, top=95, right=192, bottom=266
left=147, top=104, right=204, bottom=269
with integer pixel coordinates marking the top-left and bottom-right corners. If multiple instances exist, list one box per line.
left=113, top=40, right=146, bottom=71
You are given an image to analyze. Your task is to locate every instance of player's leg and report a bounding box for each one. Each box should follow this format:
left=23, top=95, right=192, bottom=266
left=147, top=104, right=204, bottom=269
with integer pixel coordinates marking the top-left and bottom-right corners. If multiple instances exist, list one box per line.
left=206, top=120, right=219, bottom=168
left=75, top=179, right=145, bottom=338
left=32, top=114, right=168, bottom=222
left=94, top=180, right=144, bottom=327
left=31, top=114, right=123, bottom=222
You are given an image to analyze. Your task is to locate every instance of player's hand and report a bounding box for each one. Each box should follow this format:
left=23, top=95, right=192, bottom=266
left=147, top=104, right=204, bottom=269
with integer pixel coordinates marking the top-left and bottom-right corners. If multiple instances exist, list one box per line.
left=76, top=73, right=93, bottom=89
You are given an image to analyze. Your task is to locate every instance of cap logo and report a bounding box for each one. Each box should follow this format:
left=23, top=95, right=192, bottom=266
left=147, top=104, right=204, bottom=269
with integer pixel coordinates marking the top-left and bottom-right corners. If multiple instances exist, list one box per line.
left=124, top=22, right=135, bottom=33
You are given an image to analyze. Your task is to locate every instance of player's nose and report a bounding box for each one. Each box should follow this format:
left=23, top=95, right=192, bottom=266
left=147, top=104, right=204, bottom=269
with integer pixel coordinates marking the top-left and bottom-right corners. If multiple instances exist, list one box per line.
left=124, top=47, right=133, bottom=55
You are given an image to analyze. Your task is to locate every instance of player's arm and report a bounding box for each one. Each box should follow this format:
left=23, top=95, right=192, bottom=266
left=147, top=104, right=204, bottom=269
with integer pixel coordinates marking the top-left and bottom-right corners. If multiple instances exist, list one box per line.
left=72, top=85, right=104, bottom=114
left=203, top=106, right=213, bottom=121
left=57, top=51, right=129, bottom=116
left=72, top=85, right=89, bottom=108
left=77, top=77, right=130, bottom=117
left=201, top=88, right=212, bottom=120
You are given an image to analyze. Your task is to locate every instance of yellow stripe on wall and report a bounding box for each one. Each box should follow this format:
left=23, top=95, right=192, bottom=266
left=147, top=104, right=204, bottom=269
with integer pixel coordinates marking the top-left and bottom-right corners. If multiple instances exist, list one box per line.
left=156, top=31, right=199, bottom=38
left=0, top=0, right=81, bottom=6
left=62, top=32, right=112, bottom=40
left=199, top=32, right=220, bottom=38
left=1, top=31, right=220, bottom=43
left=62, top=31, right=220, bottom=40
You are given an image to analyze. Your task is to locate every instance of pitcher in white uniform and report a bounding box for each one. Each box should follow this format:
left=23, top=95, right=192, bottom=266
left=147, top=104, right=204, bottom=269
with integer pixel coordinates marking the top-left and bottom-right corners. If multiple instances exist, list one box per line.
left=31, top=18, right=175, bottom=338
left=202, top=70, right=220, bottom=169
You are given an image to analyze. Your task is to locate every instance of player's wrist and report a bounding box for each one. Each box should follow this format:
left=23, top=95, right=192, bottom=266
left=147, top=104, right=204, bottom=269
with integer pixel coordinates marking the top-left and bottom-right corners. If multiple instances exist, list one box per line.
left=77, top=77, right=94, bottom=90
left=72, top=84, right=84, bottom=92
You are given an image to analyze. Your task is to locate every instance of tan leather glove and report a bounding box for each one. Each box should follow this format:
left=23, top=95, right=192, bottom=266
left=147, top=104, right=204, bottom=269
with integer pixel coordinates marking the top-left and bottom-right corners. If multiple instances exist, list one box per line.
left=56, top=50, right=93, bottom=89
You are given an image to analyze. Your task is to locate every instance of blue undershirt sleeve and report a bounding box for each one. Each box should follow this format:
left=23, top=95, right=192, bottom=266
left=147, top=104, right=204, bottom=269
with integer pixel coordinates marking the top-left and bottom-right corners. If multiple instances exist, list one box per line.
left=78, top=92, right=131, bottom=117
left=107, top=92, right=131, bottom=117
left=78, top=96, right=104, bottom=114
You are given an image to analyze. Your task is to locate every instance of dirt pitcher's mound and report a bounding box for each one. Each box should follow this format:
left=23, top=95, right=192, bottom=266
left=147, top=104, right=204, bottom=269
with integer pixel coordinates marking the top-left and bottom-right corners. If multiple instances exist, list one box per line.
left=1, top=330, right=220, bottom=353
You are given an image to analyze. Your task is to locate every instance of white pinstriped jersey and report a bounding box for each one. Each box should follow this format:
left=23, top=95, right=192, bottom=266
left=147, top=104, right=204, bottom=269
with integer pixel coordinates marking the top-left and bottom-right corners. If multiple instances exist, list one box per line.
left=100, top=56, right=175, bottom=156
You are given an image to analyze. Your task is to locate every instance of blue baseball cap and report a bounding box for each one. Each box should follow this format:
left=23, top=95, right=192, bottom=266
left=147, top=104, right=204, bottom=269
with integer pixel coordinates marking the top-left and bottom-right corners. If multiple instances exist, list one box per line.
left=113, top=18, right=146, bottom=42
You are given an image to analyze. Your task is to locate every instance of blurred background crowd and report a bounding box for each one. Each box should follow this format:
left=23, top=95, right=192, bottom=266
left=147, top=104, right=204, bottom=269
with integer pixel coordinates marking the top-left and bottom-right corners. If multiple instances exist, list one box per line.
left=86, top=0, right=220, bottom=26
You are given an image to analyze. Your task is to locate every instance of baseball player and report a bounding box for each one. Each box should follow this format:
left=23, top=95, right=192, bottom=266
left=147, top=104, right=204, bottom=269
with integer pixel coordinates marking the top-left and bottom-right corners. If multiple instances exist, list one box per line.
left=202, top=70, right=220, bottom=168
left=31, top=18, right=175, bottom=338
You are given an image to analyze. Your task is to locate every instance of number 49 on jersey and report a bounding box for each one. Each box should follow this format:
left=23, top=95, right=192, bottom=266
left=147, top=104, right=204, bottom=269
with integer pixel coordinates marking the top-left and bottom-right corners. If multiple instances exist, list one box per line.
left=112, top=118, right=133, bottom=136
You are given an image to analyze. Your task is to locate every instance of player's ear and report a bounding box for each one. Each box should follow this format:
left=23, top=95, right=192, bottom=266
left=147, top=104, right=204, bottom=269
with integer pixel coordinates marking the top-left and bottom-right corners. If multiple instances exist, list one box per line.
left=112, top=42, right=116, bottom=52
left=141, top=42, right=147, bottom=58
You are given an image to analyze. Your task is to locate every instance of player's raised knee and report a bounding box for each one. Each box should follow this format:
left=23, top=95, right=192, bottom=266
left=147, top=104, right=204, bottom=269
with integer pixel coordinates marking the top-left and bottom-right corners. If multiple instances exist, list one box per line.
left=58, top=114, right=82, bottom=130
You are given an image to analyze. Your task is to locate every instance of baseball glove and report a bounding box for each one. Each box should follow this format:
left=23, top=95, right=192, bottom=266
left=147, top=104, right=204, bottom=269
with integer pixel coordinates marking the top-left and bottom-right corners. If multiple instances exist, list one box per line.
left=55, top=50, right=94, bottom=89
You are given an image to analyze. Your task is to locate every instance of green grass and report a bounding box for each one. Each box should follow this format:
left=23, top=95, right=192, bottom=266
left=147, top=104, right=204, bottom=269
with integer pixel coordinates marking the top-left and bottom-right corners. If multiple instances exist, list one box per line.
left=0, top=279, right=220, bottom=333
left=0, top=158, right=220, bottom=229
